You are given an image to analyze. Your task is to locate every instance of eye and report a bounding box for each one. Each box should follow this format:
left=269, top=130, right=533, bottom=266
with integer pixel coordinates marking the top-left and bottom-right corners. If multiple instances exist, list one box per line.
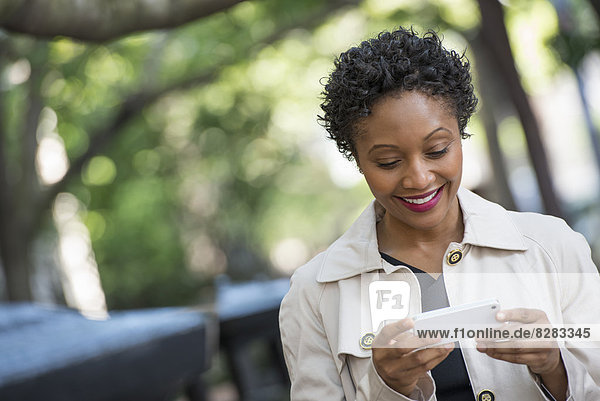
left=426, top=147, right=449, bottom=159
left=376, top=160, right=400, bottom=169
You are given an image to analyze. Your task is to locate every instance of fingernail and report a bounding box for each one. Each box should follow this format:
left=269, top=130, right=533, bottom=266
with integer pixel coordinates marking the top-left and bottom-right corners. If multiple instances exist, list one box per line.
left=496, top=312, right=505, bottom=321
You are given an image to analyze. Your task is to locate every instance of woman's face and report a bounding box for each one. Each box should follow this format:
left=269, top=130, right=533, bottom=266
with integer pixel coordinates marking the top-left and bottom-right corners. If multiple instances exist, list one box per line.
left=354, top=91, right=463, bottom=232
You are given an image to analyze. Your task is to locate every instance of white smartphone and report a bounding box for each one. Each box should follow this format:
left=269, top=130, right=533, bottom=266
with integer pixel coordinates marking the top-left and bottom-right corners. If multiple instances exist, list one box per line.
left=411, top=298, right=501, bottom=345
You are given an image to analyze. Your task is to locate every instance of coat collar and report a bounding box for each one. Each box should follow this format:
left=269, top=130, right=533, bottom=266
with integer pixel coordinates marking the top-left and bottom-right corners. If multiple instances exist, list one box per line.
left=316, top=187, right=527, bottom=283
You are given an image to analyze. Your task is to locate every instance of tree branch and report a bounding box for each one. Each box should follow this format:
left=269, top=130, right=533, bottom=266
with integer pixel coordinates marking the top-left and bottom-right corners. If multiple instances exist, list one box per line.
left=32, top=0, right=359, bottom=230
left=0, top=0, right=248, bottom=42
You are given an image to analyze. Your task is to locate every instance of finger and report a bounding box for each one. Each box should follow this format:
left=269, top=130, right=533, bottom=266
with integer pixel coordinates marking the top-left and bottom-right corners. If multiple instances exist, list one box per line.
left=372, top=335, right=418, bottom=362
left=374, top=344, right=453, bottom=386
left=389, top=332, right=450, bottom=352
left=477, top=343, right=549, bottom=354
left=373, top=331, right=434, bottom=362
left=479, top=348, right=557, bottom=369
left=375, top=336, right=444, bottom=355
left=375, top=323, right=445, bottom=351
left=477, top=338, right=557, bottom=351
left=401, top=344, right=454, bottom=374
left=477, top=341, right=559, bottom=360
left=374, top=318, right=414, bottom=346
left=496, top=308, right=546, bottom=324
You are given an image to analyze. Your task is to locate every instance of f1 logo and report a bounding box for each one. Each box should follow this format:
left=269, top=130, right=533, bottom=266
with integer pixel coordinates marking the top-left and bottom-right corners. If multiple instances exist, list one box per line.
left=368, top=281, right=411, bottom=332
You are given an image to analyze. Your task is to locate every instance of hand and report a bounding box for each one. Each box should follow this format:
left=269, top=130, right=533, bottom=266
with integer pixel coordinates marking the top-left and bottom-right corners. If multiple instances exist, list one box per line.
left=475, top=308, right=562, bottom=374
left=372, top=318, right=454, bottom=397
left=476, top=308, right=567, bottom=401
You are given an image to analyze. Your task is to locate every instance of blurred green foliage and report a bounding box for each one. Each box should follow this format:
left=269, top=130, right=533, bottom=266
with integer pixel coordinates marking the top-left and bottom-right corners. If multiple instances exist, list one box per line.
left=1, top=0, right=599, bottom=309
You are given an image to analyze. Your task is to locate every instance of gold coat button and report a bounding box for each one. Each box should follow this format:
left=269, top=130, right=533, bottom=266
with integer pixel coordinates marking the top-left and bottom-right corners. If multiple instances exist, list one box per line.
left=477, top=389, right=494, bottom=401
left=446, top=248, right=463, bottom=265
left=359, top=333, right=375, bottom=350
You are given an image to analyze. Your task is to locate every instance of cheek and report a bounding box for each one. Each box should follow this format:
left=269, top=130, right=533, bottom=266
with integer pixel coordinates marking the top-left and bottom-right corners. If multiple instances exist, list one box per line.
left=446, top=149, right=463, bottom=179
left=450, top=160, right=463, bottom=178
left=364, top=171, right=396, bottom=195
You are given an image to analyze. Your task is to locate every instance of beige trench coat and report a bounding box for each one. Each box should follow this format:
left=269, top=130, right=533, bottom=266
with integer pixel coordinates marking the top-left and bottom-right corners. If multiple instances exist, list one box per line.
left=279, top=188, right=600, bottom=400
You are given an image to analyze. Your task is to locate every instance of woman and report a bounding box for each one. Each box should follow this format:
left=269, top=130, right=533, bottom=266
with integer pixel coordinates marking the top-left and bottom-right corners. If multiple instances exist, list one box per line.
left=279, top=27, right=600, bottom=400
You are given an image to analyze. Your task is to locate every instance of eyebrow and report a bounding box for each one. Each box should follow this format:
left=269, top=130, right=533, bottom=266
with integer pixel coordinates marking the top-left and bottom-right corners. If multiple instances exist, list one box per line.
left=367, top=127, right=452, bottom=155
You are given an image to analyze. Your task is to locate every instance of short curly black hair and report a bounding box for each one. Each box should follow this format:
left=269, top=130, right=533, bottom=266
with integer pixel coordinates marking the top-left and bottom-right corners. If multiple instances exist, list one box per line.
left=318, top=27, right=478, bottom=161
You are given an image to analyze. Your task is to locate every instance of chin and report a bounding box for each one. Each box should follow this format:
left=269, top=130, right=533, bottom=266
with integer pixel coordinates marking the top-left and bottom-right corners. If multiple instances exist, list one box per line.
left=405, top=216, right=448, bottom=231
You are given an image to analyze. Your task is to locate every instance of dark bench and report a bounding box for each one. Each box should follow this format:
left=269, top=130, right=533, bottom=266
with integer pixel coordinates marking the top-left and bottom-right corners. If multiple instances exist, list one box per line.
left=0, top=303, right=217, bottom=401
left=216, top=276, right=290, bottom=401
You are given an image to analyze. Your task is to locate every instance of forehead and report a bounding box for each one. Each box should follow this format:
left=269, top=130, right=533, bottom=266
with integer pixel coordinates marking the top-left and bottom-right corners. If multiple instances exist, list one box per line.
left=356, top=91, right=458, bottom=146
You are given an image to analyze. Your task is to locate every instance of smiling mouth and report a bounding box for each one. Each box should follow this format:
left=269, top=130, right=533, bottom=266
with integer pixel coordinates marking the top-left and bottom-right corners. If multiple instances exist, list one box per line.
left=394, top=185, right=445, bottom=213
left=399, top=186, right=443, bottom=204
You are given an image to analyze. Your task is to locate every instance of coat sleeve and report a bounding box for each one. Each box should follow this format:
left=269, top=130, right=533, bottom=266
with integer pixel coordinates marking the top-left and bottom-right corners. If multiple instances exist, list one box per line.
left=553, top=225, right=600, bottom=400
left=279, top=263, right=435, bottom=401
left=279, top=267, right=347, bottom=401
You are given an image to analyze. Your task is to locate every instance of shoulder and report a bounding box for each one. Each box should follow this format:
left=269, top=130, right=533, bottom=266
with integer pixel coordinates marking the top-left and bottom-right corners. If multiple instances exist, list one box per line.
left=460, top=187, right=586, bottom=253
left=291, top=251, right=327, bottom=285
left=507, top=210, right=586, bottom=250
left=507, top=210, right=577, bottom=244
left=507, top=210, right=593, bottom=272
left=281, top=251, right=328, bottom=310
left=459, top=188, right=594, bottom=272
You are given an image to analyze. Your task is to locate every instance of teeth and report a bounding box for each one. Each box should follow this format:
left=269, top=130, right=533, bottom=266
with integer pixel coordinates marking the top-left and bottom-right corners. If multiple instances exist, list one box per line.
left=402, top=189, right=439, bottom=204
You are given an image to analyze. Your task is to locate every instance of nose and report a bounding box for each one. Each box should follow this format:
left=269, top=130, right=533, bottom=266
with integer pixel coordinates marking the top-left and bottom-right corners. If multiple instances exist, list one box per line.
left=400, top=158, right=435, bottom=190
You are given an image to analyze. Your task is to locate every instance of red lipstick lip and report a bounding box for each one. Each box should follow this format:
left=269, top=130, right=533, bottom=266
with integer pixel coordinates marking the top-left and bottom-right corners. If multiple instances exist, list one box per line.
left=400, top=187, right=441, bottom=200
left=394, top=184, right=445, bottom=213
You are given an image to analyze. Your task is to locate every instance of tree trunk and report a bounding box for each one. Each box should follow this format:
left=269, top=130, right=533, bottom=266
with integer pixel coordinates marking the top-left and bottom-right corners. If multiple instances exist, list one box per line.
left=0, top=106, right=33, bottom=300
left=469, top=32, right=517, bottom=211
left=0, top=43, right=47, bottom=301
left=588, top=0, right=600, bottom=21
left=0, top=232, right=33, bottom=301
left=477, top=0, right=564, bottom=218
left=0, top=133, right=34, bottom=300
